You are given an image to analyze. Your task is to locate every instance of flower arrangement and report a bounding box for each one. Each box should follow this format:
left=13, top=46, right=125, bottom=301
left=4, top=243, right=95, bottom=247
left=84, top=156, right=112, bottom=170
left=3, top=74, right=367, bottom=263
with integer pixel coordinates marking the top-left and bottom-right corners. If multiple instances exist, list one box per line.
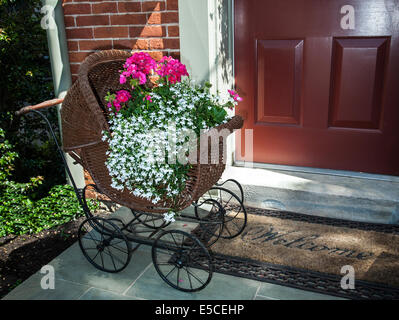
left=102, top=52, right=241, bottom=222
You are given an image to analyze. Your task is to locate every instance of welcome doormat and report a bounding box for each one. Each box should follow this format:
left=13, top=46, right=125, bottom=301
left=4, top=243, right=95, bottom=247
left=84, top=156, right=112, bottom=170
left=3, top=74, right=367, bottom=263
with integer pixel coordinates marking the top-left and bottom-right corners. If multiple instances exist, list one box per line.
left=200, top=207, right=399, bottom=300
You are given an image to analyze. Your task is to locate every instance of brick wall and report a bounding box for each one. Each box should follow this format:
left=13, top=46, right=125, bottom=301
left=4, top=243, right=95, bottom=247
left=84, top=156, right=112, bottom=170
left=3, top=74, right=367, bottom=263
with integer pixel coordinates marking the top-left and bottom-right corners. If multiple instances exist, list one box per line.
left=62, top=0, right=180, bottom=82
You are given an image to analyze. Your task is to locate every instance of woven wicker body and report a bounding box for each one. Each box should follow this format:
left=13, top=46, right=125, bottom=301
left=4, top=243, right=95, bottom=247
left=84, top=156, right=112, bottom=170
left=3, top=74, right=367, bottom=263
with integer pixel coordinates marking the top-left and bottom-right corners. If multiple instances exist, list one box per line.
left=61, top=50, right=243, bottom=213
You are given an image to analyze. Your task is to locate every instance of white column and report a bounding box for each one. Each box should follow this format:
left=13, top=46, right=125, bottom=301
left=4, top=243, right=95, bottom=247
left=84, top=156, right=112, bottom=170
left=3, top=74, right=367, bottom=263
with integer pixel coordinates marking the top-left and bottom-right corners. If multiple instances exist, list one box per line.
left=179, top=0, right=236, bottom=165
left=43, top=0, right=85, bottom=188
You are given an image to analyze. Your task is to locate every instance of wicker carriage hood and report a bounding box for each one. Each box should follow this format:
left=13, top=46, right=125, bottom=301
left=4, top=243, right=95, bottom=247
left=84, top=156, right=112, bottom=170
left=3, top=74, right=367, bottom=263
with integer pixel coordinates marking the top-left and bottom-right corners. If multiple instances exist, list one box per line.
left=60, top=50, right=244, bottom=213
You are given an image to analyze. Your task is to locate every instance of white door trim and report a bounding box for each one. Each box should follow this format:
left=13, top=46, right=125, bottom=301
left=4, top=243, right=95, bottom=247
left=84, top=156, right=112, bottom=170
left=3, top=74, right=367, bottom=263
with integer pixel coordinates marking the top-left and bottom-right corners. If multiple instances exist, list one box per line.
left=179, top=0, right=236, bottom=165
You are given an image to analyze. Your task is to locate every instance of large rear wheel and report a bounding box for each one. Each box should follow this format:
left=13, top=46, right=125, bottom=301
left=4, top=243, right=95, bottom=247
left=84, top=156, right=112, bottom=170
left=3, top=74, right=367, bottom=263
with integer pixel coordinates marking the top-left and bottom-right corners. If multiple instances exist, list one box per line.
left=78, top=217, right=132, bottom=273
left=152, top=230, right=213, bottom=292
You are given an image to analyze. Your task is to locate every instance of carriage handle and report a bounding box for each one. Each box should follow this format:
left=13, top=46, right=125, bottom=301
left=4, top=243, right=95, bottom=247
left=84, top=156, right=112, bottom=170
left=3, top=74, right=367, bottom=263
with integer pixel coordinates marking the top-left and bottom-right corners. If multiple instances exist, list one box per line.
left=14, top=98, right=89, bottom=215
left=15, top=98, right=64, bottom=116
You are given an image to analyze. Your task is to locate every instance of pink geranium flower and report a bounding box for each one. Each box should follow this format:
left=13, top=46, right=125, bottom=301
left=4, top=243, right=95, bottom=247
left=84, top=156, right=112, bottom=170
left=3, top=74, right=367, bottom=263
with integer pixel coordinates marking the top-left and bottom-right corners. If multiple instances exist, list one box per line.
left=119, top=52, right=157, bottom=85
left=143, top=95, right=152, bottom=103
left=116, top=90, right=131, bottom=103
left=107, top=90, right=131, bottom=113
left=156, top=56, right=188, bottom=84
left=113, top=100, right=121, bottom=112
left=120, top=74, right=127, bottom=84
left=228, top=89, right=242, bottom=102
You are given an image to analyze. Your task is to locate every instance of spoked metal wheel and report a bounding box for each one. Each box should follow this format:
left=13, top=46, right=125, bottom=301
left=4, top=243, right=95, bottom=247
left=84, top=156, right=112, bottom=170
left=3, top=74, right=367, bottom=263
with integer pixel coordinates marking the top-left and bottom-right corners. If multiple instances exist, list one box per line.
left=130, top=209, right=171, bottom=230
left=152, top=230, right=213, bottom=292
left=215, top=179, right=244, bottom=204
left=195, top=187, right=247, bottom=239
left=193, top=198, right=225, bottom=247
left=78, top=217, right=132, bottom=273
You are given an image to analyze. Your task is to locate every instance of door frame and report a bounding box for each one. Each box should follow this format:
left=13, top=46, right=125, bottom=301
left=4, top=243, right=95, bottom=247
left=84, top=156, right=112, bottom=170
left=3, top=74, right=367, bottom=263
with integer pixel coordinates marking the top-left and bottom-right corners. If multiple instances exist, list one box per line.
left=178, top=0, right=237, bottom=166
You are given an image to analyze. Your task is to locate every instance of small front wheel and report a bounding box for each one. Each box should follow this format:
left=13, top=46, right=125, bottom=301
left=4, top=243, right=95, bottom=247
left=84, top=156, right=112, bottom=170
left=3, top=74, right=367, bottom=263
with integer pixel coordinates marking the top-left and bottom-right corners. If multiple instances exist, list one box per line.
left=78, top=217, right=132, bottom=273
left=130, top=209, right=171, bottom=230
left=152, top=230, right=213, bottom=292
left=195, top=187, right=247, bottom=239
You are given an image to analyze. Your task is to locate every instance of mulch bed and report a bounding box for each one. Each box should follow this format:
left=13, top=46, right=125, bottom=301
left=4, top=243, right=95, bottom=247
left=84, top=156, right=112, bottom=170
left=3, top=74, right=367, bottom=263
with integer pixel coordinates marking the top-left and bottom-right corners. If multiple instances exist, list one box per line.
left=0, top=209, right=112, bottom=299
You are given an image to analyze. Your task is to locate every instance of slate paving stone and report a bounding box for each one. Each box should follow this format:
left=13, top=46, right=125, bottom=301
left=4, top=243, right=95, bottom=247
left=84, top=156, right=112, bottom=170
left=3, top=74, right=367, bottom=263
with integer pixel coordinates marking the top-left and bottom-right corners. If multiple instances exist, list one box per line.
left=78, top=287, right=140, bottom=300
left=3, top=274, right=90, bottom=300
left=48, top=242, right=153, bottom=294
left=125, top=264, right=261, bottom=300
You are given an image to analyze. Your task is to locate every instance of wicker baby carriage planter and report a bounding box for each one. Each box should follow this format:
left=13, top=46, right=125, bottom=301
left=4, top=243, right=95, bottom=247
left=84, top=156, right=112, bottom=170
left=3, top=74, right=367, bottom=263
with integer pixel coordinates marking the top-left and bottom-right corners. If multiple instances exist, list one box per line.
left=17, top=50, right=247, bottom=292
left=61, top=50, right=244, bottom=214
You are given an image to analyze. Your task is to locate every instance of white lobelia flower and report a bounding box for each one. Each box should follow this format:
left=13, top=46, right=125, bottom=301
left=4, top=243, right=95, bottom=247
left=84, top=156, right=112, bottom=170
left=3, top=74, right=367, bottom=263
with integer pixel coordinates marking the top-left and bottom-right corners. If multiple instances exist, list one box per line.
left=102, top=79, right=235, bottom=223
left=163, top=212, right=176, bottom=223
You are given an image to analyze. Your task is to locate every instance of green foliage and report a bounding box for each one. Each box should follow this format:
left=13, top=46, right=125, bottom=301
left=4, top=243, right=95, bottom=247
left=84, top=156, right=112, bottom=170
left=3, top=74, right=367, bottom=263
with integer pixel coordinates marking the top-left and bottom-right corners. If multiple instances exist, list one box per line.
left=0, top=128, right=99, bottom=237
left=0, top=127, right=18, bottom=181
left=0, top=1, right=100, bottom=238
left=106, top=80, right=229, bottom=135
left=0, top=183, right=99, bottom=237
left=0, top=0, right=53, bottom=110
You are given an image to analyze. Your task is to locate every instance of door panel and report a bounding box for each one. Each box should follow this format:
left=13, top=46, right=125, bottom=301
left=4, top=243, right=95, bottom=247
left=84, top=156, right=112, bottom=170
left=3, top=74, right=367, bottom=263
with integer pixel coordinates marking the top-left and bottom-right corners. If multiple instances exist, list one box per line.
left=234, top=0, right=399, bottom=175
left=329, top=37, right=388, bottom=129
left=256, top=39, right=303, bottom=125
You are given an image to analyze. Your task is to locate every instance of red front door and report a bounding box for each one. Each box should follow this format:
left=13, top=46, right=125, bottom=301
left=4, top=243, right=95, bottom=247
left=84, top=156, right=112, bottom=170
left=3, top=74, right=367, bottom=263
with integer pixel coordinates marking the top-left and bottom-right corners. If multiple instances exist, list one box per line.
left=234, top=0, right=399, bottom=175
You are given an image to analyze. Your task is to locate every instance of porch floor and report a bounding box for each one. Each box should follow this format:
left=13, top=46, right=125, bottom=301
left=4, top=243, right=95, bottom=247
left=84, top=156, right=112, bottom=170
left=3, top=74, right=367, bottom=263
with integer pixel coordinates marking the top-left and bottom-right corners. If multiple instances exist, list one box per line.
left=2, top=207, right=343, bottom=301
left=222, top=166, right=399, bottom=224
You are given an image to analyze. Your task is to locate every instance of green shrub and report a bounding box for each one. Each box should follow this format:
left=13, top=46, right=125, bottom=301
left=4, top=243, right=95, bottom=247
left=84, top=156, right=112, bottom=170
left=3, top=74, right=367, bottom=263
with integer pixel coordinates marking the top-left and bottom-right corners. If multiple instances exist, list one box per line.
left=0, top=0, right=63, bottom=191
left=0, top=128, right=99, bottom=237
left=0, top=1, right=100, bottom=238
left=0, top=127, right=18, bottom=181
left=0, top=183, right=99, bottom=237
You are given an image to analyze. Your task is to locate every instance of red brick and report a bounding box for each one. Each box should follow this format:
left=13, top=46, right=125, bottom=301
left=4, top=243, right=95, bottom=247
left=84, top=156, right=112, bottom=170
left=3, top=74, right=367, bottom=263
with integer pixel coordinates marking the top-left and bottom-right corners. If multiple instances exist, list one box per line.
left=149, top=38, right=164, bottom=49
left=167, top=25, right=179, bottom=37
left=67, top=40, right=79, bottom=51
left=92, top=2, right=117, bottom=14
left=69, top=64, right=80, bottom=75
left=147, top=11, right=179, bottom=25
left=68, top=51, right=93, bottom=63
left=163, top=38, right=179, bottom=49
left=161, top=11, right=178, bottom=23
left=76, top=15, right=109, bottom=27
left=129, top=25, right=166, bottom=37
left=64, top=16, right=75, bottom=28
left=94, top=26, right=129, bottom=38
left=113, top=39, right=148, bottom=50
left=79, top=39, right=112, bottom=51
left=66, top=27, right=93, bottom=40
left=147, top=51, right=164, bottom=61
left=147, top=12, right=161, bottom=24
left=71, top=75, right=78, bottom=83
left=117, top=2, right=141, bottom=13
left=167, top=0, right=178, bottom=10
left=142, top=1, right=165, bottom=12
left=110, top=13, right=147, bottom=25
left=62, top=3, right=91, bottom=15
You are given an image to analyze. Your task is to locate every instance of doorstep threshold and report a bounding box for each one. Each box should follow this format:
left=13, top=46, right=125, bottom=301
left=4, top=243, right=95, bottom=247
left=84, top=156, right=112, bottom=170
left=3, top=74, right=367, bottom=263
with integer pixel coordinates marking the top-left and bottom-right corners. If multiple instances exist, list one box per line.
left=221, top=164, right=399, bottom=224
left=234, top=161, right=399, bottom=183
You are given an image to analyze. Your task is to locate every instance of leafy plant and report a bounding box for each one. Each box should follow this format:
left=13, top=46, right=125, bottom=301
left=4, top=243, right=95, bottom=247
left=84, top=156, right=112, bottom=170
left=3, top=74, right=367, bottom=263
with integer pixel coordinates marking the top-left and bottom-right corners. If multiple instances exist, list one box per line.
left=0, top=127, right=99, bottom=237
left=104, top=52, right=241, bottom=222
left=0, top=127, right=18, bottom=181
left=0, top=182, right=99, bottom=237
